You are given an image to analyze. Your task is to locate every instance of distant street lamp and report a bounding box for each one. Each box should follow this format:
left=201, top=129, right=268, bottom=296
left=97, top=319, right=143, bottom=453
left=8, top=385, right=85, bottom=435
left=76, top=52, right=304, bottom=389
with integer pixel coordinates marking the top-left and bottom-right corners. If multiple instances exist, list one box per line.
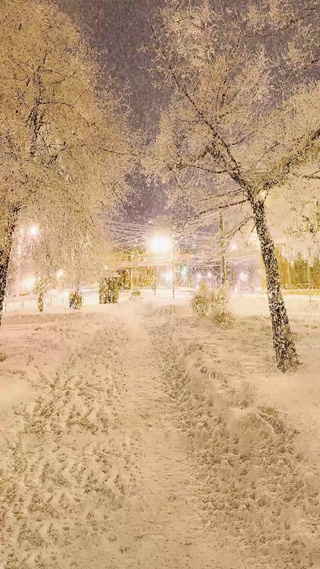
left=148, top=233, right=175, bottom=298
left=21, top=276, right=36, bottom=292
left=29, top=225, right=39, bottom=238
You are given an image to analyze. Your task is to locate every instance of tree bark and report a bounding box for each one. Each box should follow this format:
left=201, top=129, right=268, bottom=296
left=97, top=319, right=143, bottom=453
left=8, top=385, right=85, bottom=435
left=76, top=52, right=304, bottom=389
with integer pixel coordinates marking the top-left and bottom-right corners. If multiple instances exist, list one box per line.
left=0, top=210, right=18, bottom=327
left=250, top=197, right=298, bottom=371
left=219, top=210, right=227, bottom=285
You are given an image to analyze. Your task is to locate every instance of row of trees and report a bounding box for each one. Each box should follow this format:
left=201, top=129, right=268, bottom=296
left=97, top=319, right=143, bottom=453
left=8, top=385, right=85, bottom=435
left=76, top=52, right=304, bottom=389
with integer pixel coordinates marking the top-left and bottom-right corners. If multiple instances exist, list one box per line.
left=0, top=0, right=134, bottom=322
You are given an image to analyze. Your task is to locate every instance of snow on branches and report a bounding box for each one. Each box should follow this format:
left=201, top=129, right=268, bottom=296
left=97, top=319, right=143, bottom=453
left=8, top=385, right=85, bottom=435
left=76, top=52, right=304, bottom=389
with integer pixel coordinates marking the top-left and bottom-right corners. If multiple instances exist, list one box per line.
left=0, top=0, right=134, bottom=316
left=147, top=0, right=320, bottom=370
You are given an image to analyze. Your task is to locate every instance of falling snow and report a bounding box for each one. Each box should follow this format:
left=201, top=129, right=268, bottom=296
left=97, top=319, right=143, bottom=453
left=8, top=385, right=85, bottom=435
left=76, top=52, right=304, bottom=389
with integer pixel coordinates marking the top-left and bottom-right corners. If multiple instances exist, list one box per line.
left=1, top=0, right=320, bottom=567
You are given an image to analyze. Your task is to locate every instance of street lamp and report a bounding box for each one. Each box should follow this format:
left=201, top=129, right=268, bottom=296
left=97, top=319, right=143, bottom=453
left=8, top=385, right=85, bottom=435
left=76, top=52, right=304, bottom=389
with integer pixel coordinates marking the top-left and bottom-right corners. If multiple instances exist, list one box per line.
left=29, top=225, right=39, bottom=238
left=148, top=233, right=174, bottom=298
left=148, top=234, right=172, bottom=255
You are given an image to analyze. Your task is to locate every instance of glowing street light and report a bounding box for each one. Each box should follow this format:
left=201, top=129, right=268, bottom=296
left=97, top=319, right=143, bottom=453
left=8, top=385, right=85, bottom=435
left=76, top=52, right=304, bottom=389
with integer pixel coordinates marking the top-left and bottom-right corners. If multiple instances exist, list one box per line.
left=230, top=242, right=238, bottom=251
left=148, top=233, right=175, bottom=298
left=21, top=276, right=36, bottom=292
left=148, top=234, right=172, bottom=255
left=56, top=269, right=64, bottom=279
left=29, top=225, right=39, bottom=238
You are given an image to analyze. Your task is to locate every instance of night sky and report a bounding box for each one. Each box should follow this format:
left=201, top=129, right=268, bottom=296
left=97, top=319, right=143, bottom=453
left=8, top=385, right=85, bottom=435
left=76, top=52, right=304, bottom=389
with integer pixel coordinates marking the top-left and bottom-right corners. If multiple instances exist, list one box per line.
left=56, top=0, right=168, bottom=222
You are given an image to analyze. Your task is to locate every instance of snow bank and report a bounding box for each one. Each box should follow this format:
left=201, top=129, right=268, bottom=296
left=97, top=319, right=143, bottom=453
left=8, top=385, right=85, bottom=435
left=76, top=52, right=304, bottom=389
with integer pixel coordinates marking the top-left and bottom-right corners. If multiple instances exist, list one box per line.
left=147, top=305, right=320, bottom=568
left=0, top=310, right=136, bottom=569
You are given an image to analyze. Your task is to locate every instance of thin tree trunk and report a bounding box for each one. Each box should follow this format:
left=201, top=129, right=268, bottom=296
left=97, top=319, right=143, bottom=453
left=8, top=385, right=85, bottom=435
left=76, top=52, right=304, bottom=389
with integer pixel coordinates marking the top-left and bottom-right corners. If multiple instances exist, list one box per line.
left=250, top=197, right=298, bottom=371
left=219, top=210, right=227, bottom=285
left=0, top=210, right=18, bottom=327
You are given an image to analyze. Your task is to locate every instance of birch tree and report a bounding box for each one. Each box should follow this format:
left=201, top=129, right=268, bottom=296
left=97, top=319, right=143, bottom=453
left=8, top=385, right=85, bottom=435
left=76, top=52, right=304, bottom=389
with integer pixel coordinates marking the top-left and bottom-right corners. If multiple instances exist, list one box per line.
left=0, top=0, right=133, bottom=323
left=149, top=0, right=320, bottom=371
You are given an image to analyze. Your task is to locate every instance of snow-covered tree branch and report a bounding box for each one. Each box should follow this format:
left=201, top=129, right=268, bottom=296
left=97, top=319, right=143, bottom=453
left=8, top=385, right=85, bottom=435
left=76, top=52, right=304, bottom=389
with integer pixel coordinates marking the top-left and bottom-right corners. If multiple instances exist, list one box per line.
left=0, top=0, right=134, bottom=322
left=146, top=0, right=320, bottom=371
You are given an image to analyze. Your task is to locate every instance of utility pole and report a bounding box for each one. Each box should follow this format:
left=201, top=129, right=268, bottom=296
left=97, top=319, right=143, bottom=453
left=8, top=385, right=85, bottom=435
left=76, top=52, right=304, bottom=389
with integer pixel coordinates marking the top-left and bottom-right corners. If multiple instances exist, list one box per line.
left=130, top=245, right=137, bottom=294
left=219, top=210, right=227, bottom=285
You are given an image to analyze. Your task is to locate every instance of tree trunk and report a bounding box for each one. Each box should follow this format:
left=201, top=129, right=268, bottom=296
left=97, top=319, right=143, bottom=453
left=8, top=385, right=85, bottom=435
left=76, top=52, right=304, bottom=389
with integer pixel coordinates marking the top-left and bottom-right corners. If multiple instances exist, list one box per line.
left=219, top=210, right=227, bottom=285
left=38, top=291, right=44, bottom=313
left=0, top=211, right=18, bottom=327
left=251, top=197, right=298, bottom=372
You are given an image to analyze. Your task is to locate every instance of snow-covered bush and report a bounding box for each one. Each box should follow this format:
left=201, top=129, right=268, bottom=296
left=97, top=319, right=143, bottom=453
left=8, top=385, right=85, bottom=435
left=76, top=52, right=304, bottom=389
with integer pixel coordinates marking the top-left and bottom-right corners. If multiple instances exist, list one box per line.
left=191, top=287, right=210, bottom=316
left=209, top=285, right=234, bottom=325
left=191, top=284, right=233, bottom=325
left=69, top=291, right=83, bottom=309
left=130, top=289, right=141, bottom=300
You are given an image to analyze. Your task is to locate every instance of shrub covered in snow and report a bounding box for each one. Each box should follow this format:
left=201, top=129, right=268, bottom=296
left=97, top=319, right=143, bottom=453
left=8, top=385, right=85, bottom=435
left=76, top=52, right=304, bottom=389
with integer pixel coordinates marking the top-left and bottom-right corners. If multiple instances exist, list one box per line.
left=191, top=286, right=210, bottom=317
left=209, top=285, right=234, bottom=325
left=191, top=283, right=233, bottom=325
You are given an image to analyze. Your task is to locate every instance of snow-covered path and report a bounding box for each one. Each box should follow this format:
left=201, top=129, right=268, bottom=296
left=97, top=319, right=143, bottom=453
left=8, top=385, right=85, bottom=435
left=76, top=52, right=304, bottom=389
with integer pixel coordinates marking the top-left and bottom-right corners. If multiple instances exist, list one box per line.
left=102, top=303, right=227, bottom=568
left=0, top=303, right=235, bottom=569
left=2, top=299, right=320, bottom=568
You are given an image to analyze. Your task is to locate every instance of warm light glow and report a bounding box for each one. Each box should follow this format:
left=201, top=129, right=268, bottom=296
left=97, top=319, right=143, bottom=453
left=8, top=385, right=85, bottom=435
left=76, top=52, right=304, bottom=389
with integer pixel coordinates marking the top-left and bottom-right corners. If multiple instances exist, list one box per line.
left=207, top=271, right=212, bottom=278
left=149, top=234, right=172, bottom=255
left=56, top=269, right=64, bottom=279
left=231, top=242, right=238, bottom=251
left=29, top=225, right=39, bottom=237
left=197, top=272, right=202, bottom=280
left=164, top=270, right=173, bottom=283
left=21, top=276, right=36, bottom=291
left=240, top=272, right=248, bottom=282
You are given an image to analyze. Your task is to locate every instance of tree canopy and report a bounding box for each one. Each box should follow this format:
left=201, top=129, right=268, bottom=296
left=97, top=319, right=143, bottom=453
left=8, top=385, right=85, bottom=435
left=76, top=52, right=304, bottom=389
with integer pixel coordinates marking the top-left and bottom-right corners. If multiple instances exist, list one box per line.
left=0, top=0, right=134, bottom=291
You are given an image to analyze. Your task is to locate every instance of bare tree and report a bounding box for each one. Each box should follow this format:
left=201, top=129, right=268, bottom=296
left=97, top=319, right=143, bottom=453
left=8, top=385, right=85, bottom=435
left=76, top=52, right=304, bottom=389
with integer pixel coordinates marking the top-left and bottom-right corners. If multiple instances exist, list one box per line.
left=0, top=0, right=133, bottom=324
left=148, top=0, right=320, bottom=371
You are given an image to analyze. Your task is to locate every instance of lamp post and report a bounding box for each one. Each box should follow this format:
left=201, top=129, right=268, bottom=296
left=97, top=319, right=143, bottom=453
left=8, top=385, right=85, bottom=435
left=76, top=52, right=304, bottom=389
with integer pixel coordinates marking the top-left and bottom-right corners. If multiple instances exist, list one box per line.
left=148, top=234, right=174, bottom=298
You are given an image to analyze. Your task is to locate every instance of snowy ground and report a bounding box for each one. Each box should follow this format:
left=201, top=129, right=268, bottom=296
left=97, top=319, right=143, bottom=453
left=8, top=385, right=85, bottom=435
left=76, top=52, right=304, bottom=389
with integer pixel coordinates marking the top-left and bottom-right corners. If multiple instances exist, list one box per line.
left=1, top=293, right=320, bottom=568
